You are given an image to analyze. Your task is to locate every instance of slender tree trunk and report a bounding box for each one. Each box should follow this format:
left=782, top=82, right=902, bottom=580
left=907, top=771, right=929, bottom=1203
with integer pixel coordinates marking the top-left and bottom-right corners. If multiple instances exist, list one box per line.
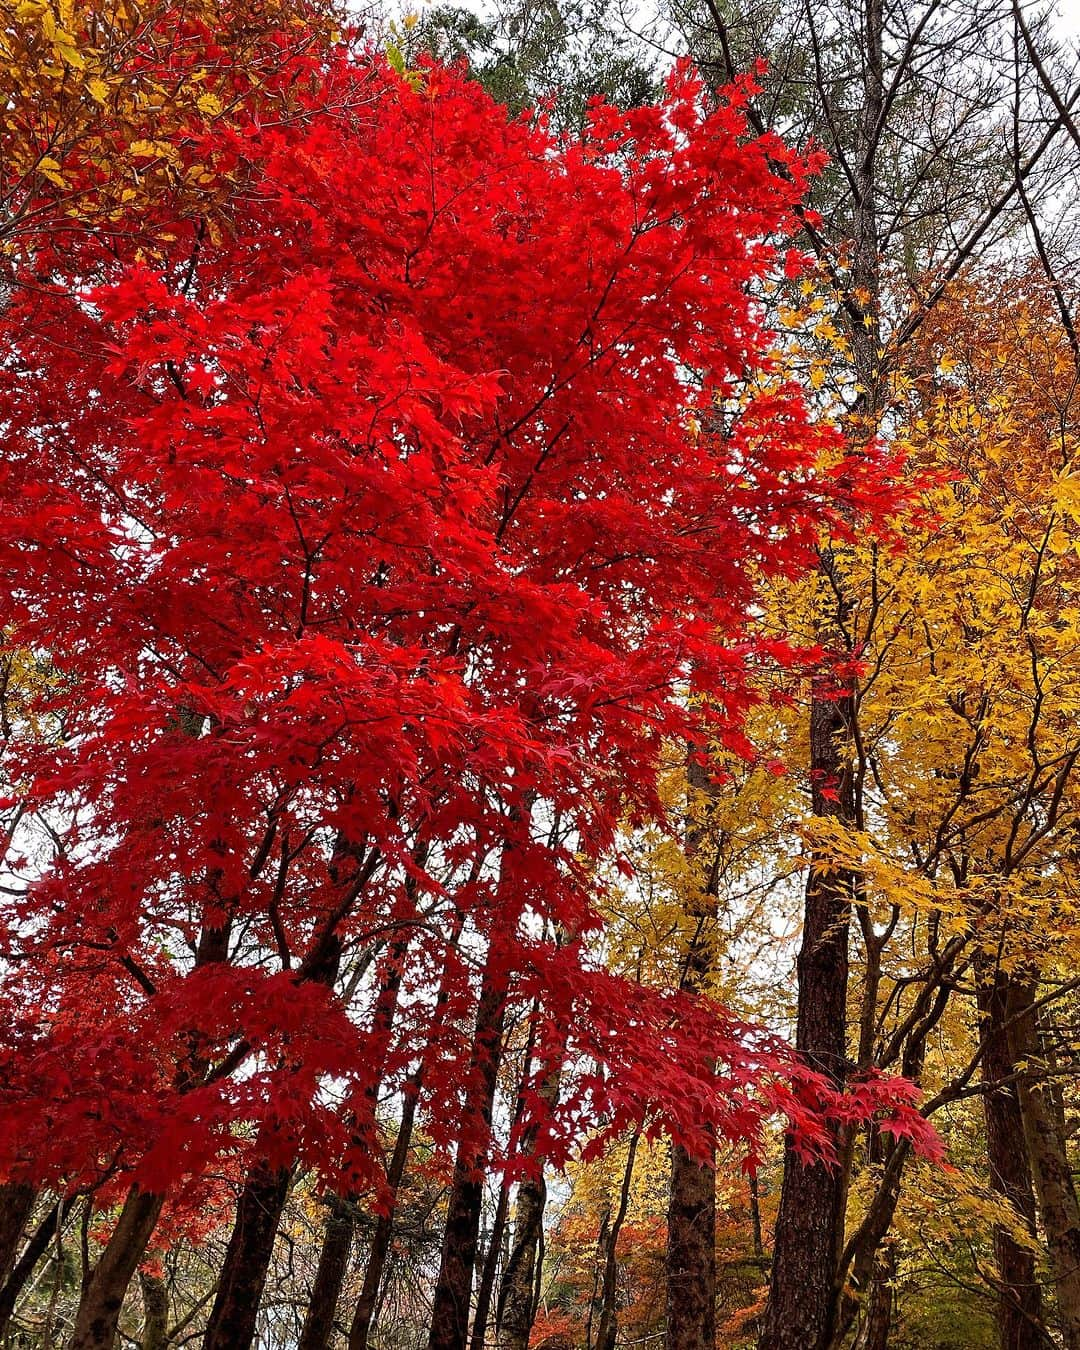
left=347, top=1080, right=420, bottom=1350
left=65, top=1186, right=165, bottom=1350
left=497, top=1044, right=562, bottom=1350
left=497, top=1171, right=546, bottom=1350
left=759, top=689, right=855, bottom=1350
left=1008, top=977, right=1080, bottom=1350
left=976, top=965, right=1052, bottom=1350
left=760, top=0, right=882, bottom=1322
left=595, top=1131, right=640, bottom=1350
left=855, top=1246, right=894, bottom=1350
left=298, top=1198, right=355, bottom=1350
left=0, top=1192, right=77, bottom=1339
left=428, top=968, right=507, bottom=1350
left=0, top=1183, right=35, bottom=1289
left=471, top=1180, right=508, bottom=1350
left=201, top=1158, right=293, bottom=1350
left=139, top=1269, right=168, bottom=1350
left=350, top=911, right=467, bottom=1350
left=666, top=755, right=718, bottom=1350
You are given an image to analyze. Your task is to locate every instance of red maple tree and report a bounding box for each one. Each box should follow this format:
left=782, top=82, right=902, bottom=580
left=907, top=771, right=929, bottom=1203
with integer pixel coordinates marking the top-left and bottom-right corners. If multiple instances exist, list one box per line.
left=0, top=41, right=929, bottom=1350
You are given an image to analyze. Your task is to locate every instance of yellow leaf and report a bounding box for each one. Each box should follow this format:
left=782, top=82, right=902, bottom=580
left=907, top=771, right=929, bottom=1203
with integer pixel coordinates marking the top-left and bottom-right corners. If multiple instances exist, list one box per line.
left=196, top=92, right=223, bottom=117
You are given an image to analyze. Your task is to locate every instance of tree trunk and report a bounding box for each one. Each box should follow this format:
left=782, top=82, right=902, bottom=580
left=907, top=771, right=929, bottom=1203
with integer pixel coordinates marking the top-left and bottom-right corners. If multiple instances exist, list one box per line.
left=298, top=1198, right=355, bottom=1350
left=471, top=1180, right=508, bottom=1350
left=666, top=754, right=719, bottom=1350
left=65, top=1186, right=165, bottom=1350
left=347, top=1081, right=420, bottom=1350
left=759, top=689, right=855, bottom=1350
left=855, top=1246, right=893, bottom=1350
left=667, top=1144, right=715, bottom=1350
left=497, top=1170, right=546, bottom=1350
left=497, top=1040, right=562, bottom=1350
left=350, top=911, right=467, bottom=1350
left=139, top=1269, right=168, bottom=1350
left=976, top=965, right=1052, bottom=1350
left=201, top=1159, right=293, bottom=1350
left=595, top=1131, right=640, bottom=1350
left=0, top=1193, right=76, bottom=1338
left=428, top=967, right=507, bottom=1350
left=0, top=1183, right=35, bottom=1289
left=1008, top=977, right=1080, bottom=1350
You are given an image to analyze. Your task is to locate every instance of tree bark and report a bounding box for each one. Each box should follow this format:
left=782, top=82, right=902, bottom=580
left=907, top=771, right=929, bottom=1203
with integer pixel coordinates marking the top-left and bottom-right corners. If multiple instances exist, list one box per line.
left=0, top=1183, right=35, bottom=1289
left=428, top=967, right=507, bottom=1350
left=139, top=1269, right=168, bottom=1350
left=759, top=684, right=855, bottom=1350
left=350, top=911, right=467, bottom=1350
left=497, top=1038, right=562, bottom=1350
left=0, top=1192, right=76, bottom=1339
left=666, top=1144, right=715, bottom=1350
left=347, top=1079, right=420, bottom=1350
left=298, top=1197, right=355, bottom=1350
left=1008, top=977, right=1080, bottom=1350
left=201, top=1158, right=293, bottom=1350
left=471, top=1180, right=508, bottom=1350
left=595, top=1131, right=640, bottom=1350
left=976, top=965, right=1052, bottom=1350
left=65, top=1186, right=165, bottom=1350
left=665, top=754, right=719, bottom=1350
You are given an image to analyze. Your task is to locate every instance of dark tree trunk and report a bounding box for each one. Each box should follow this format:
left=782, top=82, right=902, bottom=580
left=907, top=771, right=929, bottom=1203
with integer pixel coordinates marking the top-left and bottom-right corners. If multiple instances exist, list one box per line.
left=0, top=1183, right=35, bottom=1289
left=0, top=1193, right=76, bottom=1338
left=349, top=1067, right=423, bottom=1350
left=428, top=968, right=507, bottom=1350
left=595, top=1131, right=640, bottom=1350
left=351, top=911, right=467, bottom=1350
left=139, top=1269, right=168, bottom=1350
left=1008, top=977, right=1080, bottom=1350
left=665, top=755, right=719, bottom=1350
left=497, top=1171, right=546, bottom=1350
left=298, top=1198, right=355, bottom=1350
left=759, top=684, right=855, bottom=1350
left=855, top=1246, right=894, bottom=1350
left=201, top=1160, right=293, bottom=1350
left=497, top=1040, right=561, bottom=1350
left=471, top=1180, right=508, bottom=1350
left=666, top=1146, right=716, bottom=1350
left=66, top=1186, right=165, bottom=1350
left=977, top=965, right=1052, bottom=1350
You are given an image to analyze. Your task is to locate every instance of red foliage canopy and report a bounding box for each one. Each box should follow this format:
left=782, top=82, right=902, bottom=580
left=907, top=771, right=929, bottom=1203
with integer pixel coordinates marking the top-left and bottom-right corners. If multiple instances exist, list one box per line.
left=0, top=47, right=926, bottom=1211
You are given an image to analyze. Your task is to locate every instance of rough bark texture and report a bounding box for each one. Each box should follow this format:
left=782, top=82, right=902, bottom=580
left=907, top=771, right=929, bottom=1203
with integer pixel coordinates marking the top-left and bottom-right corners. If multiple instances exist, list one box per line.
left=428, top=969, right=506, bottom=1350
left=666, top=1146, right=716, bottom=1350
left=497, top=1171, right=546, bottom=1350
left=497, top=1039, right=562, bottom=1350
left=201, top=1160, right=293, bottom=1350
left=138, top=1269, right=168, bottom=1350
left=66, top=1186, right=165, bottom=1350
left=977, top=966, right=1053, bottom=1349
left=665, top=754, right=718, bottom=1350
left=855, top=1247, right=894, bottom=1350
left=759, top=681, right=855, bottom=1350
left=0, top=1183, right=34, bottom=1290
left=298, top=1198, right=355, bottom=1350
left=1008, top=978, right=1080, bottom=1350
